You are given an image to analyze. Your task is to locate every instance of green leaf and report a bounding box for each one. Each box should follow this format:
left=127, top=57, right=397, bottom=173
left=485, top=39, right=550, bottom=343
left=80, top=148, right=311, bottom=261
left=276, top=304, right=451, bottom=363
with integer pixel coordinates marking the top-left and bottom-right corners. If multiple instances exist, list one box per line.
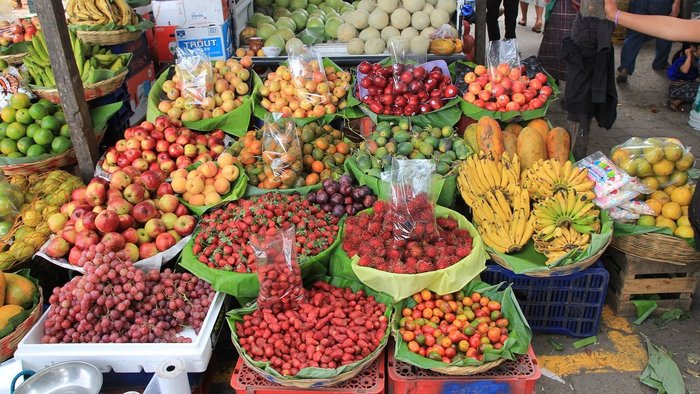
left=640, top=336, right=686, bottom=394
left=549, top=339, right=564, bottom=351
left=655, top=308, right=692, bottom=328
left=632, top=300, right=658, bottom=325
left=573, top=336, right=597, bottom=349
left=0, top=41, right=28, bottom=56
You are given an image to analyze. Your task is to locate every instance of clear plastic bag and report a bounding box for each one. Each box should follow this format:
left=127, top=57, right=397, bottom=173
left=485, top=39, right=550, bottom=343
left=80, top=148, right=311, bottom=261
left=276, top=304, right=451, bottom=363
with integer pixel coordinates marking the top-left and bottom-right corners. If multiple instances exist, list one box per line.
left=486, top=39, right=521, bottom=80
left=610, top=137, right=695, bottom=189
left=577, top=151, right=633, bottom=198
left=174, top=47, right=213, bottom=105
left=620, top=200, right=656, bottom=216
left=594, top=178, right=652, bottom=210
left=287, top=45, right=329, bottom=106
left=0, top=170, right=24, bottom=222
left=388, top=37, right=428, bottom=93
left=383, top=158, right=439, bottom=242
left=0, top=67, right=34, bottom=109
left=609, top=207, right=640, bottom=223
left=261, top=114, right=303, bottom=188
left=250, top=225, right=306, bottom=314
left=579, top=0, right=607, bottom=19
left=430, top=24, right=458, bottom=39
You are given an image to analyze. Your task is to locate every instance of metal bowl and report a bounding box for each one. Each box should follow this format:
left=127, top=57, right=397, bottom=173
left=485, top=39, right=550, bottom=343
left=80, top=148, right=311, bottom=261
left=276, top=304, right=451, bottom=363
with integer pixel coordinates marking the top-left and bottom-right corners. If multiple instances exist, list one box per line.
left=13, top=361, right=102, bottom=394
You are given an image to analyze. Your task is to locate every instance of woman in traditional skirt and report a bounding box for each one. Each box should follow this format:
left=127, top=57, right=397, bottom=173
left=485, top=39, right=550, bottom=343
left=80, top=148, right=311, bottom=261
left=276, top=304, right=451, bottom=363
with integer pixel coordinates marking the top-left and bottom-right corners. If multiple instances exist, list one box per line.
left=537, top=0, right=581, bottom=82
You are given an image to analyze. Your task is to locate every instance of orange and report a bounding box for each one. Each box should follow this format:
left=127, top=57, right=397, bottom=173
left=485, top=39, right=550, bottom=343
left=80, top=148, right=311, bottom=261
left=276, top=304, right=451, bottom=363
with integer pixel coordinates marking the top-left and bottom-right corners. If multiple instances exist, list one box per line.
left=311, top=160, right=325, bottom=173
left=645, top=199, right=662, bottom=216
left=335, top=141, right=350, bottom=155
left=670, top=187, right=692, bottom=206
left=305, top=173, right=319, bottom=185
left=661, top=202, right=682, bottom=220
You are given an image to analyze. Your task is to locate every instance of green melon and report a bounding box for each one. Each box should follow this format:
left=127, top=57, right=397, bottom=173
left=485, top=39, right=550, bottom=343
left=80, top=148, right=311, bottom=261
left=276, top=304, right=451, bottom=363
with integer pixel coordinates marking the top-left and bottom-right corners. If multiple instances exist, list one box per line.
left=276, top=27, right=296, bottom=41
left=256, top=23, right=277, bottom=40
left=307, top=16, right=325, bottom=29
left=290, top=0, right=307, bottom=10
left=340, top=4, right=355, bottom=13
left=285, top=37, right=305, bottom=54
left=265, top=35, right=286, bottom=51
left=324, top=16, right=343, bottom=39
left=290, top=10, right=308, bottom=30
left=253, top=14, right=274, bottom=28
left=274, top=0, right=290, bottom=7
left=276, top=16, right=297, bottom=31
left=272, top=7, right=291, bottom=19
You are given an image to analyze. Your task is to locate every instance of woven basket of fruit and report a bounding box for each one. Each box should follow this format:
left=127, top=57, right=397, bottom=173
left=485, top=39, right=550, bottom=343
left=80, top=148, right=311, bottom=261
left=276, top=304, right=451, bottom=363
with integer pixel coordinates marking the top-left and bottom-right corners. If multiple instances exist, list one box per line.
left=0, top=269, right=43, bottom=362
left=393, top=281, right=531, bottom=375
left=31, top=70, right=128, bottom=104
left=611, top=232, right=700, bottom=263
left=76, top=29, right=142, bottom=46
left=228, top=276, right=392, bottom=388
left=0, top=52, right=26, bottom=65
left=67, top=0, right=153, bottom=45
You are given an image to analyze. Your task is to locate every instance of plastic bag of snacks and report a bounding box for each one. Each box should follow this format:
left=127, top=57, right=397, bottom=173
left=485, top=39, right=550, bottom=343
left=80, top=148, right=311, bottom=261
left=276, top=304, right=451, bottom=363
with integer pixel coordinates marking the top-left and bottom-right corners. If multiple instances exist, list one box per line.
left=261, top=114, right=303, bottom=189
left=384, top=158, right=440, bottom=242
left=576, top=151, right=633, bottom=199
left=250, top=225, right=306, bottom=314
left=287, top=45, right=329, bottom=106
left=175, top=47, right=213, bottom=105
left=609, top=137, right=695, bottom=190
left=594, top=178, right=652, bottom=210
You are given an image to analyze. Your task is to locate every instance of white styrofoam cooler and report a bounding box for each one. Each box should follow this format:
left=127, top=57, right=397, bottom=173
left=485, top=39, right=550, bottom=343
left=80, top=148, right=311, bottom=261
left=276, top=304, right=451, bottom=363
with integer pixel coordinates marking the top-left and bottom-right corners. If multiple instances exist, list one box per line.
left=15, top=292, right=225, bottom=373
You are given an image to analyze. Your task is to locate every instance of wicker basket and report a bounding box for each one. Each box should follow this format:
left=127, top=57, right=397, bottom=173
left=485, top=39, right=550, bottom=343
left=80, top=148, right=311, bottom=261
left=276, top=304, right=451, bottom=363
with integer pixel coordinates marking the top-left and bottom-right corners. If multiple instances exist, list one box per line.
left=490, top=236, right=612, bottom=277
left=76, top=29, right=141, bottom=45
left=30, top=70, right=128, bottom=104
left=611, top=233, right=700, bottom=264
left=427, top=358, right=505, bottom=376
left=0, top=288, right=43, bottom=362
left=0, top=129, right=106, bottom=176
left=240, top=344, right=386, bottom=388
left=0, top=52, right=26, bottom=65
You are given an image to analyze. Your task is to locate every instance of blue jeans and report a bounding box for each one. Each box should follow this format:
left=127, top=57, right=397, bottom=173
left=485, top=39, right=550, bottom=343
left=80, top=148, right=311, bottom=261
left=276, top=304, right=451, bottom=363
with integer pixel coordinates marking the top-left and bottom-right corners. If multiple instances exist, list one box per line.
left=619, top=0, right=674, bottom=74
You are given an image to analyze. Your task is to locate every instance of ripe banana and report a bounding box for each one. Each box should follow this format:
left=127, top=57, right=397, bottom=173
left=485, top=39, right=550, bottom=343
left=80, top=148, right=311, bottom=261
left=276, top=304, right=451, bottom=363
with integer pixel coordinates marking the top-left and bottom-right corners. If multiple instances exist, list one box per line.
left=66, top=0, right=136, bottom=27
left=471, top=188, right=535, bottom=254
left=532, top=190, right=600, bottom=241
left=521, top=159, right=596, bottom=201
left=534, top=227, right=591, bottom=265
left=458, top=152, right=521, bottom=207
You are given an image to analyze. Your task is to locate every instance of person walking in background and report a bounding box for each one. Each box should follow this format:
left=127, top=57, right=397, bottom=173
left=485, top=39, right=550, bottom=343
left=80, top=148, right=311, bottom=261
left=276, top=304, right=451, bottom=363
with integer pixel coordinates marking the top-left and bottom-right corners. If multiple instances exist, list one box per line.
left=487, top=0, right=520, bottom=41
left=616, top=0, right=680, bottom=83
left=519, top=0, right=546, bottom=32
left=537, top=0, right=581, bottom=82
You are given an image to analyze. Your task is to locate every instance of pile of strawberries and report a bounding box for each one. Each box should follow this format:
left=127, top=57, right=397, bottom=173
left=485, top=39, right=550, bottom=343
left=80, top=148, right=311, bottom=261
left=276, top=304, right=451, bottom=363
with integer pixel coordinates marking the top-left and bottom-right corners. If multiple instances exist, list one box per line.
left=343, top=195, right=473, bottom=273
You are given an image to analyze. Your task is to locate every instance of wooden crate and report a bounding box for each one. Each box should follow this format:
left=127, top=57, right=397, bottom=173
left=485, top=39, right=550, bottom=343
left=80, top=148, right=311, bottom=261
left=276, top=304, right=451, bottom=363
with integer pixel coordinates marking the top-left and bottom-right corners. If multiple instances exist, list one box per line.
left=603, top=247, right=700, bottom=316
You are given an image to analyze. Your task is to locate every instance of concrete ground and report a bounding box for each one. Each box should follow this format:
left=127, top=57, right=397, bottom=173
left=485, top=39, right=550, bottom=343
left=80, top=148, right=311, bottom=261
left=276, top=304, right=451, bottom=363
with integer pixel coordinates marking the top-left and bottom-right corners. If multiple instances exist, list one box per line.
left=514, top=11, right=700, bottom=393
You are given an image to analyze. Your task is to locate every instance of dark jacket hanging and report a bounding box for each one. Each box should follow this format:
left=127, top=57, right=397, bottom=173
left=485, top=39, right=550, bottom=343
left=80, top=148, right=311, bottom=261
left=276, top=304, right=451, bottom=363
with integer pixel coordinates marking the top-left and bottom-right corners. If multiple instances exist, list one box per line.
left=561, top=14, right=617, bottom=129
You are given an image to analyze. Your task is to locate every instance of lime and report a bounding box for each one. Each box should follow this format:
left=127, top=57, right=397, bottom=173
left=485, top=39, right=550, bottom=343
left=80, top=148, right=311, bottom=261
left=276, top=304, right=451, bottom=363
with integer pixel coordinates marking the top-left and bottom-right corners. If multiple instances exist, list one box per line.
left=0, top=138, right=17, bottom=155
left=53, top=111, right=65, bottom=123
left=6, top=152, right=23, bottom=158
left=51, top=136, right=71, bottom=153
left=28, top=103, right=48, bottom=121
left=15, top=108, right=33, bottom=125
left=59, top=123, right=70, bottom=138
left=16, top=136, right=33, bottom=154
left=9, top=93, right=31, bottom=110
left=0, top=106, right=15, bottom=123
left=33, top=127, right=53, bottom=145
left=0, top=220, right=11, bottom=235
left=26, top=144, right=46, bottom=157
left=37, top=99, right=56, bottom=112
left=0, top=123, right=7, bottom=139
left=5, top=122, right=26, bottom=140
left=40, top=115, right=60, bottom=132
left=0, top=60, right=8, bottom=71
left=26, top=123, right=41, bottom=139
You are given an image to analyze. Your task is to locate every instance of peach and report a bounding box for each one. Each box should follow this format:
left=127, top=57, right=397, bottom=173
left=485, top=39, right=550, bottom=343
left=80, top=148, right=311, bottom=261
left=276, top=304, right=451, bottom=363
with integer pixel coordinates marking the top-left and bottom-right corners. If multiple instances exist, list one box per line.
left=188, top=193, right=205, bottom=206
left=182, top=191, right=192, bottom=201
left=204, top=192, right=221, bottom=205
left=171, top=168, right=188, bottom=179
left=202, top=185, right=216, bottom=196
left=186, top=169, right=203, bottom=180
left=199, top=161, right=218, bottom=178
left=185, top=177, right=204, bottom=194
left=217, top=152, right=234, bottom=167
left=214, top=178, right=230, bottom=195
left=205, top=178, right=215, bottom=186
left=171, top=177, right=187, bottom=194
left=221, top=165, right=240, bottom=182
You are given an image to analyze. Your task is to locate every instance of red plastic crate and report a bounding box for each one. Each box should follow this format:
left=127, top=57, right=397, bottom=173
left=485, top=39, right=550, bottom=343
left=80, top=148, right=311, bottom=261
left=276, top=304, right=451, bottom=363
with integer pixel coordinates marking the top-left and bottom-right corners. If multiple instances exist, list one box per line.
left=388, top=346, right=541, bottom=394
left=231, top=352, right=385, bottom=394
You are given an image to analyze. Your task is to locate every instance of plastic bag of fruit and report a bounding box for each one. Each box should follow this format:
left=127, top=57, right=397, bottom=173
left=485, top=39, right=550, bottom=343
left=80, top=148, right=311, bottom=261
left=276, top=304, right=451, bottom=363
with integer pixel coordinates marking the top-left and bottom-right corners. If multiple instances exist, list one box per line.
left=287, top=45, right=329, bottom=106
left=0, top=170, right=23, bottom=223
left=388, top=38, right=428, bottom=93
left=393, top=280, right=531, bottom=374
left=384, top=158, right=440, bottom=242
left=609, top=137, right=695, bottom=190
left=486, top=39, right=520, bottom=80
left=0, top=67, right=33, bottom=109
left=174, top=47, right=213, bottom=105
left=250, top=225, right=306, bottom=315
left=261, top=114, right=303, bottom=189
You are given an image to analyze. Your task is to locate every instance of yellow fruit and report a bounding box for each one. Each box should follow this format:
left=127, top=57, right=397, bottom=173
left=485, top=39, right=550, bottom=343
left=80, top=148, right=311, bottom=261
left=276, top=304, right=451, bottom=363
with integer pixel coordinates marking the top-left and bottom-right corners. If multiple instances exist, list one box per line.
left=656, top=217, right=677, bottom=232
left=204, top=192, right=221, bottom=205
left=645, top=199, right=662, bottom=216
left=643, top=146, right=664, bottom=164
left=652, top=159, right=674, bottom=176
left=677, top=216, right=691, bottom=227
left=217, top=152, right=235, bottom=167
left=664, top=185, right=678, bottom=195
left=650, top=191, right=670, bottom=205
left=634, top=158, right=653, bottom=177
left=611, top=148, right=631, bottom=165
left=671, top=187, right=692, bottom=206
left=185, top=178, right=204, bottom=194
left=188, top=194, right=205, bottom=206
left=655, top=175, right=670, bottom=187
left=171, top=178, right=187, bottom=194
left=637, top=215, right=656, bottom=227
left=661, top=202, right=682, bottom=220
left=682, top=206, right=689, bottom=216
left=0, top=304, right=24, bottom=330
left=675, top=152, right=695, bottom=171
left=4, top=273, right=34, bottom=308
left=675, top=225, right=695, bottom=239
left=663, top=143, right=683, bottom=161
left=618, top=158, right=637, bottom=176
left=641, top=176, right=660, bottom=191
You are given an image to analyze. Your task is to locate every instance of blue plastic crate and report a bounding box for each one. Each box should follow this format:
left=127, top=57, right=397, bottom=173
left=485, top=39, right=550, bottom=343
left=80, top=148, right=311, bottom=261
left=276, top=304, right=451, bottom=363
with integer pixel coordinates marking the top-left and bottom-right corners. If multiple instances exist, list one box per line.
left=481, top=262, right=609, bottom=337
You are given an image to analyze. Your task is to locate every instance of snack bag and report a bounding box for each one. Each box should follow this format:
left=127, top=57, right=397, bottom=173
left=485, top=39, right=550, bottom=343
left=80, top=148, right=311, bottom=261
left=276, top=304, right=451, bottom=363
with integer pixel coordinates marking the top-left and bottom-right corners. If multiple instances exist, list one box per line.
left=593, top=177, right=652, bottom=210
left=175, top=47, right=213, bottom=105
left=609, top=207, right=640, bottom=223
left=384, top=158, right=439, bottom=242
left=250, top=225, right=306, bottom=314
left=287, top=45, right=330, bottom=106
left=577, top=151, right=632, bottom=198
left=610, top=137, right=695, bottom=189
left=261, top=115, right=303, bottom=189
left=619, top=200, right=656, bottom=216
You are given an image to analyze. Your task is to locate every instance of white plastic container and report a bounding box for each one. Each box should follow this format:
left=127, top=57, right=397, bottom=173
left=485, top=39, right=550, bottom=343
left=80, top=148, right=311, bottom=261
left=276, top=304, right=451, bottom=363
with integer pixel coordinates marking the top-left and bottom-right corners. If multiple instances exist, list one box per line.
left=15, top=292, right=225, bottom=373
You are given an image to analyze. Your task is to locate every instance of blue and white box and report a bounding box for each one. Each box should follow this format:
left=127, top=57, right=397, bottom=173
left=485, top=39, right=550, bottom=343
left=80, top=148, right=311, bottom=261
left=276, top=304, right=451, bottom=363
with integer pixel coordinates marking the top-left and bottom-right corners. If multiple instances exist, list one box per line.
left=175, top=17, right=233, bottom=61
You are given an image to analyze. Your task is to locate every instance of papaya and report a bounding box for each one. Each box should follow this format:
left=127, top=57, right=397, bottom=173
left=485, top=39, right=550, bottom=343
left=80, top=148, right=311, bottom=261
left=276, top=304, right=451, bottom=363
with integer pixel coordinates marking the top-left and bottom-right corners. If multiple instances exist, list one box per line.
left=517, top=127, right=547, bottom=170
left=476, top=116, right=504, bottom=160
left=0, top=271, right=4, bottom=307
left=504, top=123, right=523, bottom=138
left=0, top=304, right=23, bottom=331
left=4, top=273, right=34, bottom=309
left=547, top=127, right=571, bottom=163
left=527, top=118, right=550, bottom=142
left=503, top=130, right=518, bottom=157
left=464, top=123, right=479, bottom=152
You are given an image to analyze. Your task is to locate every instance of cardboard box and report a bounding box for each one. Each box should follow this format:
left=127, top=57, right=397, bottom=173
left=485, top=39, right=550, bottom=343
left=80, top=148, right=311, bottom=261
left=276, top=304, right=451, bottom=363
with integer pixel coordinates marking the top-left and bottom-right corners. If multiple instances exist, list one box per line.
left=175, top=17, right=233, bottom=61
left=126, top=62, right=156, bottom=125
left=153, top=0, right=229, bottom=26
left=154, top=25, right=178, bottom=64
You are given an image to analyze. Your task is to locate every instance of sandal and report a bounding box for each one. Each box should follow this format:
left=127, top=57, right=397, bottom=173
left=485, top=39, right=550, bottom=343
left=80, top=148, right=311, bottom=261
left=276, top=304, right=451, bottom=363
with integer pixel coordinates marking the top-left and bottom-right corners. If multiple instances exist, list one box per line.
left=669, top=101, right=687, bottom=112
left=518, top=20, right=526, bottom=26
left=532, top=22, right=542, bottom=33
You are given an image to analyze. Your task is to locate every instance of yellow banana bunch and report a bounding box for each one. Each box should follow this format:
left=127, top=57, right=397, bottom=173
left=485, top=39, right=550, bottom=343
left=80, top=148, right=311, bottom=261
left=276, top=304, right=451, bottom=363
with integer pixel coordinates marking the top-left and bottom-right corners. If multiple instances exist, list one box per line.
left=458, top=152, right=521, bottom=207
left=532, top=190, right=600, bottom=241
left=67, top=0, right=136, bottom=26
left=534, top=227, right=591, bottom=265
left=521, top=159, right=596, bottom=201
left=471, top=188, right=535, bottom=254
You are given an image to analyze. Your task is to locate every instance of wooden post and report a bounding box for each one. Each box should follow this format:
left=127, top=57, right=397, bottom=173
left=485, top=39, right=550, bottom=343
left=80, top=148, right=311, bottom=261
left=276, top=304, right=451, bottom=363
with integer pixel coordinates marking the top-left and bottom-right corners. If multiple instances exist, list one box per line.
left=475, top=0, right=487, bottom=64
left=34, top=0, right=98, bottom=182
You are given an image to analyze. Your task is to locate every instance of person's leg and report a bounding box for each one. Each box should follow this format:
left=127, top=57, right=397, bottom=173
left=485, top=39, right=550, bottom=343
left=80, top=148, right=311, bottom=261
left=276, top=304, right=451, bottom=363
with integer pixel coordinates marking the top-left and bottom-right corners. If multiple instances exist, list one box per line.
left=503, top=0, right=519, bottom=39
left=618, top=0, right=652, bottom=78
left=519, top=1, right=528, bottom=25
left=487, top=0, right=503, bottom=41
left=650, top=0, right=674, bottom=70
left=532, top=5, right=544, bottom=32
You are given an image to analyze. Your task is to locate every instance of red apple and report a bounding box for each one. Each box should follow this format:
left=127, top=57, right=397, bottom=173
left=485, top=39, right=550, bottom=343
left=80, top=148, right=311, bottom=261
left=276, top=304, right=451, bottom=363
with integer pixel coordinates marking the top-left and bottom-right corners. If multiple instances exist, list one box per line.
left=464, top=71, right=476, bottom=83
left=109, top=170, right=132, bottom=191
left=142, top=149, right=157, bottom=163
left=497, top=63, right=511, bottom=77
left=478, top=90, right=491, bottom=102
left=174, top=215, right=196, bottom=236
left=155, top=232, right=177, bottom=252
left=95, top=209, right=119, bottom=233
left=131, top=158, right=149, bottom=172
left=123, top=243, right=139, bottom=261
left=122, top=166, right=141, bottom=179
left=512, top=93, right=526, bottom=105
left=159, top=194, right=180, bottom=213
left=473, top=99, right=485, bottom=108
left=175, top=204, right=189, bottom=217
left=102, top=232, right=125, bottom=252
left=184, top=144, right=198, bottom=158
left=132, top=201, right=158, bottom=223
left=61, top=225, right=78, bottom=244
left=463, top=92, right=476, bottom=103
left=535, top=72, right=548, bottom=84
left=160, top=212, right=178, bottom=230
left=157, top=183, right=174, bottom=197
left=122, top=228, right=139, bottom=244
left=139, top=242, right=159, bottom=259
left=141, top=137, right=156, bottom=151
left=144, top=218, right=166, bottom=238
left=136, top=228, right=151, bottom=244
left=160, top=160, right=176, bottom=174
left=123, top=183, right=147, bottom=204
left=46, top=236, right=70, bottom=258
left=496, top=94, right=510, bottom=107
left=168, top=143, right=184, bottom=158
left=68, top=247, right=83, bottom=266
left=176, top=156, right=192, bottom=169
left=148, top=162, right=161, bottom=173
left=117, top=214, right=134, bottom=231
left=156, top=140, right=170, bottom=153
left=511, top=80, right=525, bottom=94
left=529, top=79, right=543, bottom=90
left=124, top=148, right=141, bottom=162
left=485, top=102, right=498, bottom=111
left=163, top=126, right=178, bottom=142
left=505, top=101, right=521, bottom=111
left=141, top=121, right=155, bottom=131
left=529, top=98, right=544, bottom=109
left=155, top=116, right=171, bottom=131
left=75, top=230, right=100, bottom=250
left=84, top=182, right=106, bottom=207
left=140, top=170, right=164, bottom=191
left=71, top=187, right=87, bottom=202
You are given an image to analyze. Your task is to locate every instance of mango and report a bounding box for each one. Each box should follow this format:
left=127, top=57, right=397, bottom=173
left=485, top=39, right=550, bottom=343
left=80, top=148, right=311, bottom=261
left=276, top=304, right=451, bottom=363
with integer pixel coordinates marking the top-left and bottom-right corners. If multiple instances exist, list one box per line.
left=4, top=273, right=34, bottom=309
left=0, top=304, right=23, bottom=331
